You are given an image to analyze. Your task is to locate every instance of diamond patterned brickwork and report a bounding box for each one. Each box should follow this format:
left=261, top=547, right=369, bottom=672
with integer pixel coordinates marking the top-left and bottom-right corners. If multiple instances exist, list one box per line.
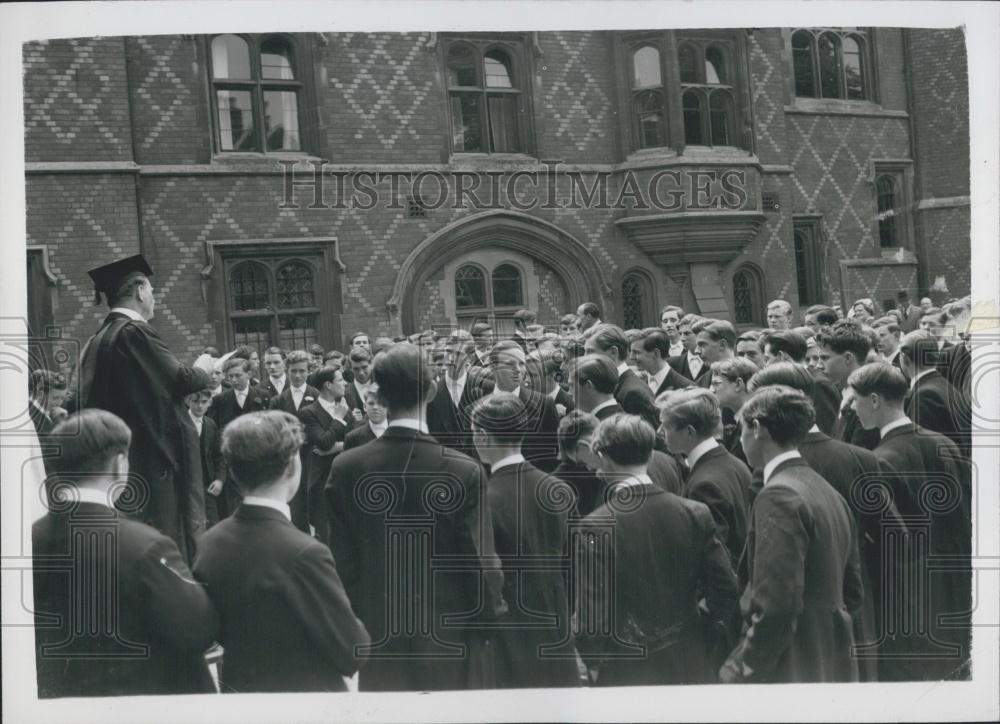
left=24, top=174, right=141, bottom=366
left=324, top=33, right=442, bottom=164
left=786, top=113, right=910, bottom=267
left=129, top=35, right=208, bottom=164
left=841, top=263, right=918, bottom=312
left=920, top=205, right=971, bottom=298
left=907, top=29, right=969, bottom=200
left=747, top=29, right=789, bottom=165
left=537, top=32, right=617, bottom=163
left=23, top=38, right=132, bottom=162
left=533, top=259, right=570, bottom=325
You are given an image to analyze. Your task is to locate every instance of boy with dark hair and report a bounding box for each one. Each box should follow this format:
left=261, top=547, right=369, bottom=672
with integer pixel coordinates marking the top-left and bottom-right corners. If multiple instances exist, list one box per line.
left=721, top=386, right=862, bottom=684
left=816, top=321, right=880, bottom=450
left=260, top=346, right=289, bottom=400
left=194, top=411, right=369, bottom=692
left=575, top=413, right=738, bottom=686
left=33, top=410, right=218, bottom=698
left=185, top=388, right=224, bottom=528
left=269, top=349, right=319, bottom=531
left=848, top=362, right=971, bottom=680
left=470, top=393, right=579, bottom=688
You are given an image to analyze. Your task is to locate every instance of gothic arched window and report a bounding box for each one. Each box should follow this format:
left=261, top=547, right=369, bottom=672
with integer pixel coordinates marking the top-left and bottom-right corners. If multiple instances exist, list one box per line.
left=733, top=265, right=765, bottom=326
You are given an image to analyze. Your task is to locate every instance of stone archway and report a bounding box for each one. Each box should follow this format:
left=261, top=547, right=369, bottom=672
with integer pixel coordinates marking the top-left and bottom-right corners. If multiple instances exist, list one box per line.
left=388, top=210, right=612, bottom=334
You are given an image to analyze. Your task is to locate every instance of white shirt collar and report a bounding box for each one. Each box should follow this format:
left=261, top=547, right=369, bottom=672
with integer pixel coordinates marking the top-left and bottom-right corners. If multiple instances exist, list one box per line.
left=909, top=368, right=935, bottom=390
left=290, top=383, right=306, bottom=394
left=590, top=398, right=619, bottom=416
left=616, top=362, right=630, bottom=377
left=608, top=473, right=654, bottom=491
left=687, top=437, right=719, bottom=469
left=317, top=396, right=346, bottom=420
left=492, top=386, right=520, bottom=399
left=109, top=306, right=145, bottom=322
left=447, top=371, right=467, bottom=388
left=270, top=375, right=286, bottom=390
left=491, top=453, right=526, bottom=473
left=880, top=416, right=913, bottom=438
left=807, top=424, right=820, bottom=433
left=189, top=410, right=204, bottom=430
left=669, top=340, right=685, bottom=356
left=388, top=418, right=429, bottom=434
left=241, top=495, right=291, bottom=522
left=369, top=420, right=388, bottom=437
left=763, top=450, right=803, bottom=486
left=65, top=486, right=117, bottom=509
left=235, top=386, right=249, bottom=401
left=649, top=364, right=670, bottom=391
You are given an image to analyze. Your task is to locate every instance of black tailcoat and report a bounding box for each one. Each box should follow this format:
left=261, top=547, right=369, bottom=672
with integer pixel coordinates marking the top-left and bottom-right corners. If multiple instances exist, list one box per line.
left=325, top=426, right=506, bottom=691
left=684, top=444, right=751, bottom=568
left=297, top=399, right=349, bottom=543
left=33, top=502, right=218, bottom=697
left=905, top=369, right=971, bottom=456
left=722, top=458, right=863, bottom=684
left=193, top=504, right=369, bottom=692
left=614, top=368, right=659, bottom=430
left=487, top=462, right=579, bottom=688
left=873, top=423, right=972, bottom=680
left=575, top=485, right=739, bottom=686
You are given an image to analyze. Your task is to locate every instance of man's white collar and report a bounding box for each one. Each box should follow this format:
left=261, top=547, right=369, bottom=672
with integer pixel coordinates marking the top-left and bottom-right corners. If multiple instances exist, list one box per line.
left=109, top=306, right=145, bottom=322
left=763, top=450, right=802, bottom=486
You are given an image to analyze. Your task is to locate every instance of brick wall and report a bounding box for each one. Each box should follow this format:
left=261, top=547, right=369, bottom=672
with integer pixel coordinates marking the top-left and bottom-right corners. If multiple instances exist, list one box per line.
left=23, top=38, right=133, bottom=163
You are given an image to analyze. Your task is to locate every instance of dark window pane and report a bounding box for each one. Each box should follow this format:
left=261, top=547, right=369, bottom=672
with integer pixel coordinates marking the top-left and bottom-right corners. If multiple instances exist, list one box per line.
left=621, top=275, right=645, bottom=329
left=263, top=90, right=300, bottom=151
left=230, top=262, right=270, bottom=310
left=260, top=36, right=295, bottom=80
left=491, top=264, right=523, bottom=307
left=706, top=46, right=726, bottom=84
left=487, top=94, right=518, bottom=152
left=635, top=90, right=664, bottom=148
left=733, top=271, right=753, bottom=324
left=232, top=317, right=272, bottom=362
left=447, top=44, right=478, bottom=87
left=455, top=265, right=486, bottom=308
left=792, top=31, right=816, bottom=97
left=276, top=261, right=315, bottom=308
left=632, top=45, right=661, bottom=88
left=709, top=91, right=732, bottom=146
left=877, top=176, right=898, bottom=247
left=794, top=232, right=811, bottom=304
left=484, top=51, right=514, bottom=89
left=683, top=91, right=704, bottom=145
left=217, top=90, right=258, bottom=151
left=843, top=36, right=865, bottom=100
left=678, top=43, right=698, bottom=84
left=278, top=314, right=318, bottom=350
left=818, top=34, right=841, bottom=99
left=211, top=35, right=251, bottom=80
left=450, top=93, right=482, bottom=152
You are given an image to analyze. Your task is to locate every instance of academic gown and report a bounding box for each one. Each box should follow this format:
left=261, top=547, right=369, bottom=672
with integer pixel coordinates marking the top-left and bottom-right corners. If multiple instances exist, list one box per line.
left=67, top=312, right=211, bottom=557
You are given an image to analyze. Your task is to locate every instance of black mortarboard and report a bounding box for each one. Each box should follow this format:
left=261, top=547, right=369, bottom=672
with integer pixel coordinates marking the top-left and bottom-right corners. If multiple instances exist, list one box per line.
left=87, top=254, right=154, bottom=306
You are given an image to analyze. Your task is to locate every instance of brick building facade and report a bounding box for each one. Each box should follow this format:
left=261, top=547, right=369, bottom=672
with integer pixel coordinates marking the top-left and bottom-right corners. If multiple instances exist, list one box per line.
left=22, top=28, right=970, bottom=366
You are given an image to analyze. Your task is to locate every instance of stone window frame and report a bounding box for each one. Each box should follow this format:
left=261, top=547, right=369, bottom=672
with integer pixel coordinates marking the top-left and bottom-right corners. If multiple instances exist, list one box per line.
left=203, top=33, right=322, bottom=157
left=731, top=262, right=766, bottom=328
left=785, top=28, right=881, bottom=109
left=613, top=29, right=753, bottom=156
left=441, top=249, right=539, bottom=335
left=792, top=215, right=826, bottom=307
left=868, top=159, right=915, bottom=255
left=620, top=268, right=657, bottom=330
left=437, top=33, right=539, bottom=158
left=201, top=237, right=344, bottom=355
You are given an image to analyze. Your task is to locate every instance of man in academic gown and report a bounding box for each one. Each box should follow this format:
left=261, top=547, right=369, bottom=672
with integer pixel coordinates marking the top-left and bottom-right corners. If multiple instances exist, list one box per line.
left=575, top=413, right=739, bottom=686
left=471, top=393, right=579, bottom=689
left=33, top=410, right=218, bottom=698
left=721, top=386, right=863, bottom=684
left=66, top=255, right=210, bottom=557
left=849, top=362, right=972, bottom=681
left=194, top=411, right=369, bottom=692
left=325, top=344, right=506, bottom=691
